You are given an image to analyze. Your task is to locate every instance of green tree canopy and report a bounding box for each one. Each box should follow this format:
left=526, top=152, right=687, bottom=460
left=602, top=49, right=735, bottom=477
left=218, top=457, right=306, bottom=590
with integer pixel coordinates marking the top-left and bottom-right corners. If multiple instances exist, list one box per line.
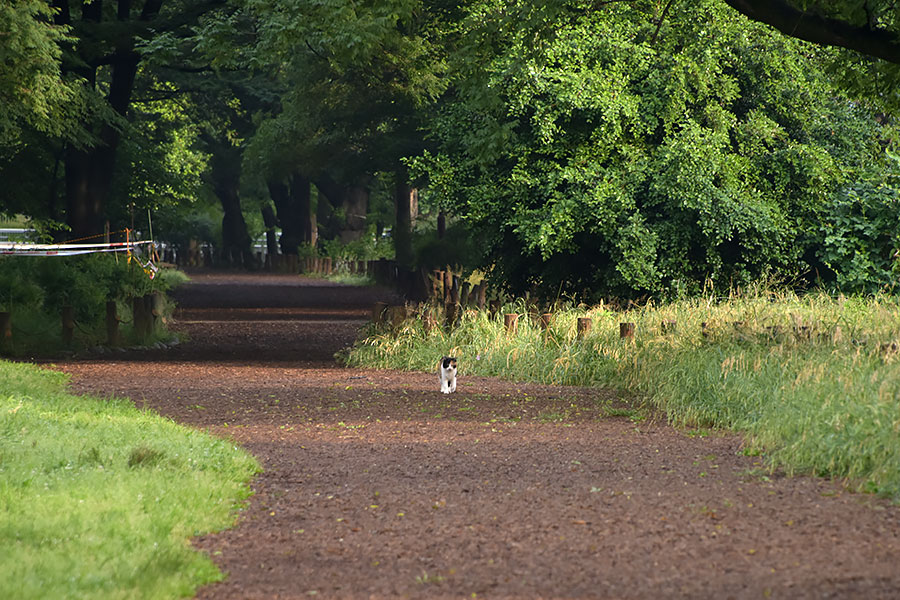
left=410, top=0, right=897, bottom=299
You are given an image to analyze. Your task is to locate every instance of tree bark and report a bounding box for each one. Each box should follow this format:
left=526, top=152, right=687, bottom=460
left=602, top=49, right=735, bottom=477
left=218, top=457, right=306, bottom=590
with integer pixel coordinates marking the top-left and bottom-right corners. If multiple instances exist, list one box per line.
left=210, top=144, right=251, bottom=266
left=261, top=204, right=279, bottom=256
left=341, top=185, right=368, bottom=243
left=315, top=173, right=369, bottom=243
left=394, top=169, right=415, bottom=269
left=268, top=173, right=315, bottom=255
left=289, top=173, right=315, bottom=247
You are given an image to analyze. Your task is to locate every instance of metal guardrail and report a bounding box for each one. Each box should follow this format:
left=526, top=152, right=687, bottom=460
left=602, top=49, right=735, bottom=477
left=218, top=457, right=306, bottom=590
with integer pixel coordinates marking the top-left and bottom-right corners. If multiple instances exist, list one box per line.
left=0, top=228, right=35, bottom=242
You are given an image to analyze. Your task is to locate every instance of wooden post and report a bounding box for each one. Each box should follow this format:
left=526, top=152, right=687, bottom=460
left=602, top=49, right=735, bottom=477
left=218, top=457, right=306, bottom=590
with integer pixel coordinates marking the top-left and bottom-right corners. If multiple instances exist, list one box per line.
left=504, top=313, right=519, bottom=335
left=619, top=322, right=635, bottom=339
left=476, top=284, right=487, bottom=310
left=445, top=302, right=458, bottom=329
left=372, top=301, right=388, bottom=326
left=424, top=310, right=437, bottom=332
left=701, top=321, right=709, bottom=338
left=540, top=313, right=553, bottom=331
left=661, top=319, right=676, bottom=334
left=388, top=305, right=407, bottom=330
left=148, top=293, right=163, bottom=331
left=443, top=269, right=453, bottom=304
left=324, top=257, right=333, bottom=275
left=0, top=311, right=11, bottom=341
left=460, top=281, right=471, bottom=308
left=106, top=301, right=120, bottom=346
left=433, top=270, right=444, bottom=302
left=577, top=317, right=592, bottom=339
left=61, top=305, right=75, bottom=345
left=489, top=299, right=501, bottom=317
left=132, top=297, right=145, bottom=339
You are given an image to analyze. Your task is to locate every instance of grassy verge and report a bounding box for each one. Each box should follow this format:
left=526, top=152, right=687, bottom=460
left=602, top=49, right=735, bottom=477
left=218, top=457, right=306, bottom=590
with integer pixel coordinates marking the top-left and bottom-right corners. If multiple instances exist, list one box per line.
left=0, top=360, right=259, bottom=599
left=344, top=290, right=900, bottom=498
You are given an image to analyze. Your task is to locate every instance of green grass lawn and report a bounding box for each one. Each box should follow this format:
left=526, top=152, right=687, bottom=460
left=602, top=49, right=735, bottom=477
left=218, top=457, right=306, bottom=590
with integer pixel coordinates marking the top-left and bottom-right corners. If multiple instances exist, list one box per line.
left=0, top=360, right=259, bottom=600
left=346, top=290, right=900, bottom=499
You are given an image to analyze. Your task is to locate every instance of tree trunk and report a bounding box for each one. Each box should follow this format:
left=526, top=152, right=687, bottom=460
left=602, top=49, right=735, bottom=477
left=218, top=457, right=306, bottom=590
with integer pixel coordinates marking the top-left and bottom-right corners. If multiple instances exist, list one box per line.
left=394, top=169, right=415, bottom=269
left=289, top=173, right=315, bottom=247
left=341, top=185, right=369, bottom=243
left=268, top=173, right=315, bottom=255
left=315, top=174, right=369, bottom=243
left=261, top=204, right=279, bottom=256
left=58, top=0, right=162, bottom=240
left=211, top=145, right=251, bottom=266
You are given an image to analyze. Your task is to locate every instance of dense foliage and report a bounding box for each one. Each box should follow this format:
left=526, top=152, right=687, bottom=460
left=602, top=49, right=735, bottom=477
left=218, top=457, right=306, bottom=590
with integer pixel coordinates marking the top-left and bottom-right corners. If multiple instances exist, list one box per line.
left=410, top=0, right=899, bottom=299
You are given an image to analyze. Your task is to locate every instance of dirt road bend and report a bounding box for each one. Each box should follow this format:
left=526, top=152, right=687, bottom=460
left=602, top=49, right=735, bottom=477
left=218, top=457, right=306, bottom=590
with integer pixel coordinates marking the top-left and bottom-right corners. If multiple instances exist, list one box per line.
left=59, top=272, right=900, bottom=599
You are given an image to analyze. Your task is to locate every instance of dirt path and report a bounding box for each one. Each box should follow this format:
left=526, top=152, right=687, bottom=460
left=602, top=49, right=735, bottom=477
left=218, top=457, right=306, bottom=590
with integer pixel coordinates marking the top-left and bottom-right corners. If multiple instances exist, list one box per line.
left=59, top=272, right=900, bottom=599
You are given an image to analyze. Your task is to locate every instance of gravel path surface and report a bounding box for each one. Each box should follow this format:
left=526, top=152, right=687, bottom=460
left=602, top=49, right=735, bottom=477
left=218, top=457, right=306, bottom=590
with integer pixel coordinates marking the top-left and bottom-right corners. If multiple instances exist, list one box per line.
left=58, top=272, right=900, bottom=599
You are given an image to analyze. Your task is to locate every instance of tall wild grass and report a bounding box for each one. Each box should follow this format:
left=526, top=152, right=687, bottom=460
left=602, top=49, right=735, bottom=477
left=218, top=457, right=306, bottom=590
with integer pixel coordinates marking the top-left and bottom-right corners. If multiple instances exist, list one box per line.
left=345, top=288, right=900, bottom=498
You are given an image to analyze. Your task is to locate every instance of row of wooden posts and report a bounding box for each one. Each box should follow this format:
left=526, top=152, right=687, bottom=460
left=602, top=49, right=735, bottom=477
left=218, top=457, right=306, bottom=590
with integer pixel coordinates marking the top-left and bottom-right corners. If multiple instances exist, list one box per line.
left=371, top=300, right=641, bottom=340
left=0, top=293, right=163, bottom=348
left=369, top=306, right=899, bottom=354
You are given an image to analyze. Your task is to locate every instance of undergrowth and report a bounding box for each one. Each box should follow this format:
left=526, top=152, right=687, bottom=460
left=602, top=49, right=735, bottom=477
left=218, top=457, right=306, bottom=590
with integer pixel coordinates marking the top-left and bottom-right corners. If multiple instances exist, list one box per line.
left=344, top=289, right=900, bottom=499
left=0, top=360, right=259, bottom=599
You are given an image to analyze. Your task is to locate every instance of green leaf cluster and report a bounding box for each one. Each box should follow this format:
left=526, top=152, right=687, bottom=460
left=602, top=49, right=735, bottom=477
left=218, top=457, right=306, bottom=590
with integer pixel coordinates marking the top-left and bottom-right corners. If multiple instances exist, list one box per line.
left=415, top=0, right=898, bottom=300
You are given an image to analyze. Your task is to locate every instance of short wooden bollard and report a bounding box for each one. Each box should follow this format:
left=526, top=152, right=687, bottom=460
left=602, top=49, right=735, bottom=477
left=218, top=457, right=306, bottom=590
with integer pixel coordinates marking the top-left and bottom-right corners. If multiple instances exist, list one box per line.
left=577, top=317, right=592, bottom=339
left=424, top=310, right=438, bottom=332
left=132, top=296, right=146, bottom=338
left=147, top=293, right=163, bottom=330
left=388, top=305, right=407, bottom=330
left=489, top=300, right=501, bottom=317
left=372, top=301, right=388, bottom=325
left=540, top=313, right=553, bottom=331
left=61, top=305, right=75, bottom=345
left=460, top=281, right=470, bottom=308
left=443, top=270, right=453, bottom=304
left=619, top=322, right=635, bottom=339
left=106, top=301, right=120, bottom=346
left=661, top=319, right=676, bottom=334
left=445, top=302, right=458, bottom=329
left=701, top=322, right=709, bottom=338
left=504, top=313, right=519, bottom=335
left=476, top=284, right=487, bottom=310
left=0, top=311, right=11, bottom=340
left=433, top=270, right=444, bottom=301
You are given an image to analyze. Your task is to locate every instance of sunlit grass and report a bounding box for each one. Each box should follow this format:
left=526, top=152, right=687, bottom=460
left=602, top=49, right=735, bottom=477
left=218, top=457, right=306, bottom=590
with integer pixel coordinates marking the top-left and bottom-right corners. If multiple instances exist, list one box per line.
left=0, top=360, right=259, bottom=599
left=345, top=289, right=900, bottom=498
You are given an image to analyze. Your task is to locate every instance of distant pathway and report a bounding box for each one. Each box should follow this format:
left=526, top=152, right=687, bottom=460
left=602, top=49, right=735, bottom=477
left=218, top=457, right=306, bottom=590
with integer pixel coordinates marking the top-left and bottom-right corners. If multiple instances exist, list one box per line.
left=59, top=272, right=900, bottom=599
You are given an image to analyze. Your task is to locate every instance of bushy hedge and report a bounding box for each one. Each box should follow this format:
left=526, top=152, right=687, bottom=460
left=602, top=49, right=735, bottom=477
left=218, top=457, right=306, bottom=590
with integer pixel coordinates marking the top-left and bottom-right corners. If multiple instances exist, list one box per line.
left=0, top=253, right=187, bottom=352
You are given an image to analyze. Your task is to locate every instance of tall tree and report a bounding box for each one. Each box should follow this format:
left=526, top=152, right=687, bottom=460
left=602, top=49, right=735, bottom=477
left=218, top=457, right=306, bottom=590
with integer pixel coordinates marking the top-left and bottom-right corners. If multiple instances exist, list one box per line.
left=51, top=0, right=224, bottom=239
left=238, top=0, right=448, bottom=255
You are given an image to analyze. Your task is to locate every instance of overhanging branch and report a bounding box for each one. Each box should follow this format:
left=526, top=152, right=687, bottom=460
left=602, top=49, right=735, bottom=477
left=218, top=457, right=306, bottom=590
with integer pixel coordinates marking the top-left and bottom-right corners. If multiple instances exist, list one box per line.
left=722, top=0, right=900, bottom=64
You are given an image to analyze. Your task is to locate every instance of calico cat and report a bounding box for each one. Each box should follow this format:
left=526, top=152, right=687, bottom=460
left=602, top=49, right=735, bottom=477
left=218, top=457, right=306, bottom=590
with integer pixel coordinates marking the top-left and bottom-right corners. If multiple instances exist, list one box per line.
left=439, top=356, right=457, bottom=394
